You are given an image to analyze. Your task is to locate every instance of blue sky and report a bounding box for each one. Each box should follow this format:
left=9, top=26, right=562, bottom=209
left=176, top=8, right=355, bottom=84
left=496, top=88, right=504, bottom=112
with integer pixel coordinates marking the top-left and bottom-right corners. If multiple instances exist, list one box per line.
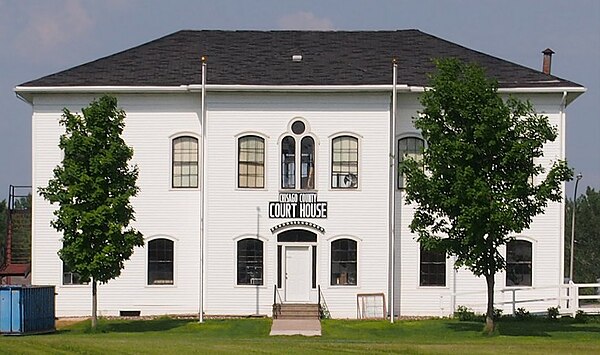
left=0, top=0, right=598, bottom=200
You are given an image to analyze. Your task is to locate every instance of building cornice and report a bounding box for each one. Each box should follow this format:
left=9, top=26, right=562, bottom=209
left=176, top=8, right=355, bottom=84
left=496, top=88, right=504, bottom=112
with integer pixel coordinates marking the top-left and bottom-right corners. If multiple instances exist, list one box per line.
left=14, top=84, right=586, bottom=104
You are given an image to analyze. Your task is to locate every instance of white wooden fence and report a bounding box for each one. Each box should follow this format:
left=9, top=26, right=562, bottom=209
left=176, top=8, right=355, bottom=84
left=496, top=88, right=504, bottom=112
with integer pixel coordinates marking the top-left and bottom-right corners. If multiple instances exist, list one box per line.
left=439, top=281, right=600, bottom=317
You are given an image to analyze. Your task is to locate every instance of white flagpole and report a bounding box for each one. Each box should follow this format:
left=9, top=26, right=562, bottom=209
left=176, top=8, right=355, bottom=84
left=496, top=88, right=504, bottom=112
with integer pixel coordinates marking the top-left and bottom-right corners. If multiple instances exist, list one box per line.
left=199, top=56, right=207, bottom=323
left=390, top=58, right=398, bottom=323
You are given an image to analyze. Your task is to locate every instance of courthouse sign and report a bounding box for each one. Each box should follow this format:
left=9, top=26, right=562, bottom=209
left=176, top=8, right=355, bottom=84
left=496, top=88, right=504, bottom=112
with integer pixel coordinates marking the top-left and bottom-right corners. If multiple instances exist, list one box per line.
left=268, top=192, right=327, bottom=219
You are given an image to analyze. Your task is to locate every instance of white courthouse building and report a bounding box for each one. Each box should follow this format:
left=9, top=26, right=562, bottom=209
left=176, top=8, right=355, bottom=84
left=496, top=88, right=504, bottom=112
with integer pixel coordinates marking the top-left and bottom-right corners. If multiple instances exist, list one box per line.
left=15, top=30, right=585, bottom=318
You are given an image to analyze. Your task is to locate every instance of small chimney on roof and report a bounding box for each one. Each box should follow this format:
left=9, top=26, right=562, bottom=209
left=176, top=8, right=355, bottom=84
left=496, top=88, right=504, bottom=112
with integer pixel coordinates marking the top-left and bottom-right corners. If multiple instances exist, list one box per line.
left=542, top=48, right=554, bottom=75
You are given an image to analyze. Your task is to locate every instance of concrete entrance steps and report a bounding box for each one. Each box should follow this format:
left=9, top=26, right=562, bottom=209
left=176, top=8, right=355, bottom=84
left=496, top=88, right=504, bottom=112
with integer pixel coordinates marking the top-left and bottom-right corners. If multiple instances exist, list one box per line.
left=274, top=303, right=320, bottom=319
left=270, top=303, right=321, bottom=336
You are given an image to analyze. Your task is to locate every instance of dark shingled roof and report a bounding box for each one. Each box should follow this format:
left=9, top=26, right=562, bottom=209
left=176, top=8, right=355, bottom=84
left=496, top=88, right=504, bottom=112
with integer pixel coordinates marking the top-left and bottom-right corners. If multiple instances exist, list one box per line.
left=19, top=30, right=582, bottom=88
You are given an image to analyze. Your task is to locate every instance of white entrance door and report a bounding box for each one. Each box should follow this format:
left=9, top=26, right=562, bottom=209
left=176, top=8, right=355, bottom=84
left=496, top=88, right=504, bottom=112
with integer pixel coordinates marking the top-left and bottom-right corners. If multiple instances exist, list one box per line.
left=285, top=246, right=311, bottom=302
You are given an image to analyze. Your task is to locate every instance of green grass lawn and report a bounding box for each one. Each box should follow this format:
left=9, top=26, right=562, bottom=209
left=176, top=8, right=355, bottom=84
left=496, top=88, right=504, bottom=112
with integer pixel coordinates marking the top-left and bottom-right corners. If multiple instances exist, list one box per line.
left=1, top=317, right=599, bottom=354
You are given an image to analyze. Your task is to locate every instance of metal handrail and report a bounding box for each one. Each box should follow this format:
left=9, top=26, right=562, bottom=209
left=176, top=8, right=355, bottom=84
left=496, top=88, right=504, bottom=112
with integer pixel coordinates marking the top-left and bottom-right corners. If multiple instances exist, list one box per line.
left=318, top=285, right=331, bottom=319
left=8, top=185, right=31, bottom=211
left=272, top=285, right=283, bottom=319
left=274, top=285, right=283, bottom=304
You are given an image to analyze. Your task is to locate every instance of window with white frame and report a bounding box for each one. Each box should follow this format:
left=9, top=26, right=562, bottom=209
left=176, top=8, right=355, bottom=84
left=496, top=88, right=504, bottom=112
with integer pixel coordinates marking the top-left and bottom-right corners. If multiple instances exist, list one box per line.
left=63, top=261, right=86, bottom=285
left=237, top=238, right=263, bottom=285
left=332, top=136, right=358, bottom=189
left=172, top=136, right=198, bottom=188
left=331, top=238, right=357, bottom=286
left=419, top=246, right=446, bottom=286
left=281, top=119, right=315, bottom=190
left=238, top=135, right=265, bottom=188
left=506, top=240, right=532, bottom=286
left=398, top=136, right=424, bottom=189
left=148, top=238, right=174, bottom=285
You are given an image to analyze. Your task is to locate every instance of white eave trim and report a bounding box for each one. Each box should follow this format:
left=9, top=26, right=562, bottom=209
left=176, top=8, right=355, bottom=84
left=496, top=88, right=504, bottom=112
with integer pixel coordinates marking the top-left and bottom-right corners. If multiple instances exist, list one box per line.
left=497, top=87, right=586, bottom=94
left=14, top=84, right=407, bottom=94
left=14, top=84, right=586, bottom=103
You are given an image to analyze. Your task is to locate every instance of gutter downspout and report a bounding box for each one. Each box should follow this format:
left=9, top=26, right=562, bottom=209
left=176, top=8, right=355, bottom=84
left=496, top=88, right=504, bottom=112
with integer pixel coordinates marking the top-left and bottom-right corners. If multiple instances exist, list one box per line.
left=390, top=59, right=398, bottom=323
left=199, top=57, right=207, bottom=323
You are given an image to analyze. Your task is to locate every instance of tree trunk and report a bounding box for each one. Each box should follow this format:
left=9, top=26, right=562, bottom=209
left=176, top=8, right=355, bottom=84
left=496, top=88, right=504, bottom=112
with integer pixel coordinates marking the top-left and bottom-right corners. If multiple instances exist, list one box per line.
left=91, top=279, right=97, bottom=330
left=483, top=273, right=495, bottom=335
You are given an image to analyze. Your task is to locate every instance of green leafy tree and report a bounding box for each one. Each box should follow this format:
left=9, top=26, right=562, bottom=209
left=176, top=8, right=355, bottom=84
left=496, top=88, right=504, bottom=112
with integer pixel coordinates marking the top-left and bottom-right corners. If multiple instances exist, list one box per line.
left=565, top=187, right=600, bottom=284
left=403, top=59, right=572, bottom=334
left=39, top=95, right=143, bottom=329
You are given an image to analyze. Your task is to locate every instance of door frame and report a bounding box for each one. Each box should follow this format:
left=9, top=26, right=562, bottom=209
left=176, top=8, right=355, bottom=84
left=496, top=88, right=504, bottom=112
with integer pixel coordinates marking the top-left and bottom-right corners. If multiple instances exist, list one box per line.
left=275, top=228, right=320, bottom=303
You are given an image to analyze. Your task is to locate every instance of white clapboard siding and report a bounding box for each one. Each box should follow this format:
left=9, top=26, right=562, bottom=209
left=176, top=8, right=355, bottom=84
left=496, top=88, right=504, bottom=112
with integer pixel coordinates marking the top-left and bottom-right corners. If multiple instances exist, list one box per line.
left=393, top=94, right=566, bottom=316
left=203, top=93, right=391, bottom=318
left=29, top=91, right=567, bottom=318
left=32, top=94, right=203, bottom=316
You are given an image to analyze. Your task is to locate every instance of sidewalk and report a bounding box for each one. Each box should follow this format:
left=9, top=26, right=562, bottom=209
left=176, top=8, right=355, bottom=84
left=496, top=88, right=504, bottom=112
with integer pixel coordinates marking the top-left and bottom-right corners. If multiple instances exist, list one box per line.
left=269, top=319, right=321, bottom=336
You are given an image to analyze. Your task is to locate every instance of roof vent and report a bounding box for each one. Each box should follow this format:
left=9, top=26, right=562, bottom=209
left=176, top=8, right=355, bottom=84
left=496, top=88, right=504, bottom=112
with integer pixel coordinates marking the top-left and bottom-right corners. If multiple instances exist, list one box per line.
left=292, top=55, right=303, bottom=62
left=542, top=48, right=554, bottom=75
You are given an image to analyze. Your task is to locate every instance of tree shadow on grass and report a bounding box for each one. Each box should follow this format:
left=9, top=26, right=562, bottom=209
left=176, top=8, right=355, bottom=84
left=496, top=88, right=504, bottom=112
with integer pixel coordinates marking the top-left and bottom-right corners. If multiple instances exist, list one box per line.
left=57, top=317, right=192, bottom=334
left=446, top=322, right=483, bottom=333
left=498, top=319, right=600, bottom=337
left=447, top=319, right=600, bottom=337
left=101, top=317, right=191, bottom=333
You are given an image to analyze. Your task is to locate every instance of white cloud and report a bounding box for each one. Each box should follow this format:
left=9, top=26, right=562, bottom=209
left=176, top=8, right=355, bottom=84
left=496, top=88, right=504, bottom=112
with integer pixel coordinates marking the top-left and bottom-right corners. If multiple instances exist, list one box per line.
left=14, top=0, right=93, bottom=58
left=277, top=11, right=334, bottom=30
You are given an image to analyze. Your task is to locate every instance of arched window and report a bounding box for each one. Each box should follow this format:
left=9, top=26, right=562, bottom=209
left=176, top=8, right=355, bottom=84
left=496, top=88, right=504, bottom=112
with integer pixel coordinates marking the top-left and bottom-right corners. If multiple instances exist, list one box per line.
left=331, top=136, right=358, bottom=189
left=506, top=240, right=532, bottom=286
left=281, top=136, right=296, bottom=189
left=398, top=136, right=424, bottom=189
left=238, top=135, right=265, bottom=188
left=148, top=238, right=174, bottom=285
left=172, top=136, right=198, bottom=188
left=420, top=245, right=446, bottom=286
left=331, top=239, right=357, bottom=286
left=281, top=119, right=316, bottom=190
left=237, top=239, right=263, bottom=285
left=301, top=136, right=315, bottom=189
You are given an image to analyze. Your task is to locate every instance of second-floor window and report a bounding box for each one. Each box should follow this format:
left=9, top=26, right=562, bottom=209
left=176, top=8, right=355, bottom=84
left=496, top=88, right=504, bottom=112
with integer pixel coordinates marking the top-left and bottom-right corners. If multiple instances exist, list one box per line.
left=398, top=136, right=424, bottom=189
left=332, top=136, right=358, bottom=189
left=172, top=136, right=198, bottom=188
left=238, top=135, right=265, bottom=188
left=281, top=119, right=315, bottom=190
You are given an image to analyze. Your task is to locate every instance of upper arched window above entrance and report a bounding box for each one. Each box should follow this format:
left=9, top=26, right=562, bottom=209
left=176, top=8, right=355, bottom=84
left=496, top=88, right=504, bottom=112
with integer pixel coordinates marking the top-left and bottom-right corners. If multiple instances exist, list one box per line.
left=281, top=118, right=316, bottom=190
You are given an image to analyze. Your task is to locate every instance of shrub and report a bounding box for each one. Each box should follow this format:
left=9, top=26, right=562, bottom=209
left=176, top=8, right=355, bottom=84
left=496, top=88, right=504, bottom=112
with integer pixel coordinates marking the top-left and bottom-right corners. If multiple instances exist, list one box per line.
left=575, top=310, right=588, bottom=323
left=547, top=306, right=560, bottom=320
left=514, top=307, right=531, bottom=319
left=493, top=308, right=503, bottom=320
left=454, top=306, right=483, bottom=322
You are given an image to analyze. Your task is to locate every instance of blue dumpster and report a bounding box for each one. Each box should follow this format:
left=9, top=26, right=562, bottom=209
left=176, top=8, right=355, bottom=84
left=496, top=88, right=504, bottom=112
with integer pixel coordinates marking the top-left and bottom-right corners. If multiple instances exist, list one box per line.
left=0, top=285, right=55, bottom=335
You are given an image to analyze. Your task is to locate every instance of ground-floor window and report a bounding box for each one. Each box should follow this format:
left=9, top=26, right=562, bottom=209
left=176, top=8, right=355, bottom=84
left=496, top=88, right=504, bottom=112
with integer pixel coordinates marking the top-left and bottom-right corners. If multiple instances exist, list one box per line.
left=420, top=246, right=446, bottom=286
left=148, top=238, right=174, bottom=285
left=237, top=238, right=263, bottom=285
left=506, top=239, right=532, bottom=286
left=331, top=238, right=357, bottom=286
